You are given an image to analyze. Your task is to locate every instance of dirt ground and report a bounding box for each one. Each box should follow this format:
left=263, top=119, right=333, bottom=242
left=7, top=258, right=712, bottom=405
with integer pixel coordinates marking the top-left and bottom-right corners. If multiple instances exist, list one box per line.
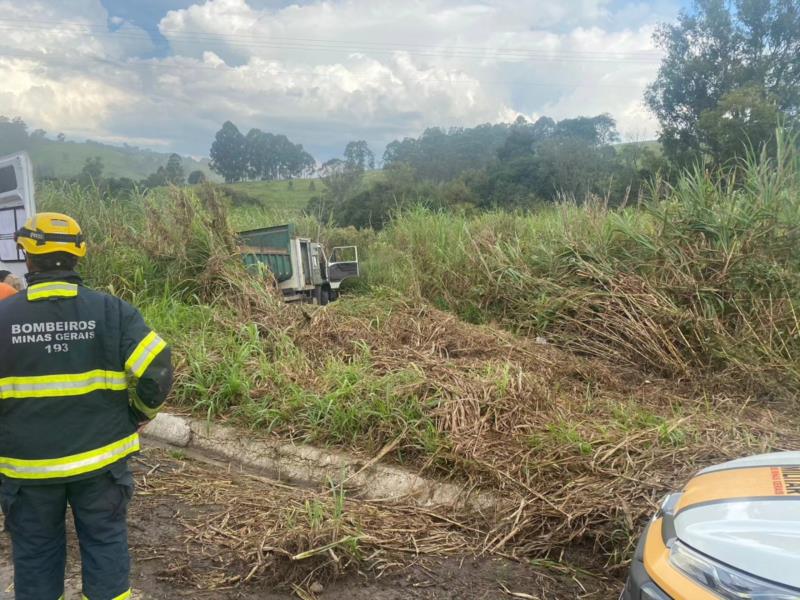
left=0, top=447, right=620, bottom=600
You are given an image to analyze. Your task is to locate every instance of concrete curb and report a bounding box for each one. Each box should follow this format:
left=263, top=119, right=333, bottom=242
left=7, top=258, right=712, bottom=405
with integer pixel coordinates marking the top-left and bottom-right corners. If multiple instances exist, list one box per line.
left=142, top=413, right=500, bottom=513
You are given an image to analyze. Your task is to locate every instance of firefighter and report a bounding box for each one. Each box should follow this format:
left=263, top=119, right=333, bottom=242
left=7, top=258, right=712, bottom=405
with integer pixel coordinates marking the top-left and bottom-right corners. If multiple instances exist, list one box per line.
left=0, top=212, right=173, bottom=600
left=0, top=270, right=24, bottom=291
left=0, top=270, right=20, bottom=300
left=0, top=281, right=15, bottom=300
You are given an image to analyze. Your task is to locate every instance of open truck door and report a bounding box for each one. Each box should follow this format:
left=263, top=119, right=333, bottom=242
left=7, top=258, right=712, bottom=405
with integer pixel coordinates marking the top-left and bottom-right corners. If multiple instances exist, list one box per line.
left=0, top=152, right=36, bottom=280
left=328, top=246, right=359, bottom=291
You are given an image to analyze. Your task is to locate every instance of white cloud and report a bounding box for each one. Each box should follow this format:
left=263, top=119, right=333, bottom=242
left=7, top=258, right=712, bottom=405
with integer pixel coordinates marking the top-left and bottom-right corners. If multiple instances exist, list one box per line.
left=0, top=0, right=155, bottom=140
left=0, top=57, right=130, bottom=131
left=0, top=0, right=674, bottom=158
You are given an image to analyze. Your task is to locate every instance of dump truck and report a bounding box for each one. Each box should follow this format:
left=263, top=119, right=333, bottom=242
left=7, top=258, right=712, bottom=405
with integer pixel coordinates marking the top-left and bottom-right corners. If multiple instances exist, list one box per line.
left=239, top=224, right=359, bottom=304
left=0, top=152, right=36, bottom=281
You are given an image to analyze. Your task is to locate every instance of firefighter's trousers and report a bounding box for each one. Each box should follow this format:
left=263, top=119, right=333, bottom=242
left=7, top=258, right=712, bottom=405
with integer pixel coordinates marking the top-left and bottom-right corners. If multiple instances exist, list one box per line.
left=0, top=461, right=134, bottom=600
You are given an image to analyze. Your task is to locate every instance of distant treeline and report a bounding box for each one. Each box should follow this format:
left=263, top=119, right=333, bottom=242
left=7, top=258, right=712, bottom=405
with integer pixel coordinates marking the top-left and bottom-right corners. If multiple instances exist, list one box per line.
left=53, top=152, right=206, bottom=196
left=209, top=122, right=315, bottom=183
left=383, top=114, right=658, bottom=202
left=305, top=113, right=665, bottom=230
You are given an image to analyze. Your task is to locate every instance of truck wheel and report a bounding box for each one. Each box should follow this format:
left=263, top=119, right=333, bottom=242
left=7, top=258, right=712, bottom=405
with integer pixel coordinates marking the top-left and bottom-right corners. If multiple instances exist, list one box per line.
left=320, top=289, right=330, bottom=306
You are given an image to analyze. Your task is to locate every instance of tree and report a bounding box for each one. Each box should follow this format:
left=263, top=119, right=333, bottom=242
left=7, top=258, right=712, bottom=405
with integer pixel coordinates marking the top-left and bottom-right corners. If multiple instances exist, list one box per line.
left=465, top=113, right=628, bottom=206
left=237, top=127, right=315, bottom=181
left=318, top=158, right=361, bottom=204
left=244, top=128, right=273, bottom=180
left=187, top=170, right=207, bottom=184
left=344, top=140, right=375, bottom=172
left=382, top=123, right=511, bottom=181
left=697, top=85, right=781, bottom=164
left=78, top=157, right=104, bottom=186
left=210, top=121, right=247, bottom=182
left=379, top=112, right=634, bottom=207
left=141, top=166, right=168, bottom=189
left=0, top=116, right=29, bottom=153
left=646, top=0, right=800, bottom=166
left=554, top=114, right=619, bottom=146
left=164, top=153, right=185, bottom=185
left=333, top=166, right=444, bottom=229
left=535, top=139, right=617, bottom=201
left=105, top=177, right=137, bottom=197
left=56, top=133, right=66, bottom=143
left=307, top=158, right=364, bottom=223
left=497, top=116, right=555, bottom=161
left=271, top=134, right=315, bottom=179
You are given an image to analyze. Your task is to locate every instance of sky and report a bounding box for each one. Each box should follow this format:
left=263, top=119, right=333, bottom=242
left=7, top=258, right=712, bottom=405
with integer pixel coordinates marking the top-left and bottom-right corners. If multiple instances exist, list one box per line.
left=0, top=0, right=689, bottom=161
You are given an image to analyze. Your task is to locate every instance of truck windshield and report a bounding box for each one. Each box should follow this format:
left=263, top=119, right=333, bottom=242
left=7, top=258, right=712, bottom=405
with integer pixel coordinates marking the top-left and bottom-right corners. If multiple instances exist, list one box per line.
left=331, top=247, right=357, bottom=263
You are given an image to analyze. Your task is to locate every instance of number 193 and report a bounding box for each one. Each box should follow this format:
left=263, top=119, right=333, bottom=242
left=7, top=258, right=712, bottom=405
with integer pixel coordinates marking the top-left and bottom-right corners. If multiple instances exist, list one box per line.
left=45, top=343, right=69, bottom=353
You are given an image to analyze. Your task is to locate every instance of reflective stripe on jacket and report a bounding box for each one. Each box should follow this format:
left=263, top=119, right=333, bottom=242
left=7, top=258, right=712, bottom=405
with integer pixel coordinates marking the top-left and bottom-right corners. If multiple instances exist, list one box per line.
left=0, top=271, right=173, bottom=483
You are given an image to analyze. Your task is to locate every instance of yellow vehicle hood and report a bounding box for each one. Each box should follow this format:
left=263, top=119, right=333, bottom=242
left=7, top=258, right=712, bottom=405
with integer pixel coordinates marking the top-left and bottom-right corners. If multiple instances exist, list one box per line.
left=672, top=452, right=800, bottom=589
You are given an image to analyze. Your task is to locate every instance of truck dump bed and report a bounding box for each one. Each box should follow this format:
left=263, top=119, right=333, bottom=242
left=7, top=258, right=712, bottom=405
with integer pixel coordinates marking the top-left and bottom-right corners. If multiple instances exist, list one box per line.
left=238, top=224, right=295, bottom=283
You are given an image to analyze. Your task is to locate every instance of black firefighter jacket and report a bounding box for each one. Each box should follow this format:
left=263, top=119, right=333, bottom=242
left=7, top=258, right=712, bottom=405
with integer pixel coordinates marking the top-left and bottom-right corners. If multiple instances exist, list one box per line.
left=0, top=270, right=173, bottom=484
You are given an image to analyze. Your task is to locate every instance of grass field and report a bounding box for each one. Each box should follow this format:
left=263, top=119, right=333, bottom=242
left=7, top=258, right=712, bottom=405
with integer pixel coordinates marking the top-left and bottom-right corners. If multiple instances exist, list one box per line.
left=613, top=139, right=662, bottom=153
left=224, top=171, right=383, bottom=219
left=225, top=178, right=321, bottom=214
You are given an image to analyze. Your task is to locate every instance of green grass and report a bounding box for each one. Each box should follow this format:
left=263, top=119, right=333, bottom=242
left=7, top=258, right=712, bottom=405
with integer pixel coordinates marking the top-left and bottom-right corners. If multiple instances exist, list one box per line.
left=613, top=139, right=662, bottom=154
left=224, top=172, right=384, bottom=227
left=546, top=421, right=595, bottom=455
left=235, top=347, right=442, bottom=455
left=226, top=178, right=322, bottom=216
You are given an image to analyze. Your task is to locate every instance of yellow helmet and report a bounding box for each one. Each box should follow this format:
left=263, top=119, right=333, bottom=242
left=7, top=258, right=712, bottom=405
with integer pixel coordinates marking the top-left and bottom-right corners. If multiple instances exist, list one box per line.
left=15, top=212, right=87, bottom=257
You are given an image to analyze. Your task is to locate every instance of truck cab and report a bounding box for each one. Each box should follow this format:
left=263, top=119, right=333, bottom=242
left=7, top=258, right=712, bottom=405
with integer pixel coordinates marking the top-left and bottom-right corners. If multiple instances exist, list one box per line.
left=0, top=152, right=36, bottom=281
left=239, top=224, right=359, bottom=304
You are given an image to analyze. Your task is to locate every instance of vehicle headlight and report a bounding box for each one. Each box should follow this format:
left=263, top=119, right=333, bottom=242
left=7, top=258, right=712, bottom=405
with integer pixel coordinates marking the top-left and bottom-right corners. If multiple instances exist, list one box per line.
left=669, top=540, right=800, bottom=599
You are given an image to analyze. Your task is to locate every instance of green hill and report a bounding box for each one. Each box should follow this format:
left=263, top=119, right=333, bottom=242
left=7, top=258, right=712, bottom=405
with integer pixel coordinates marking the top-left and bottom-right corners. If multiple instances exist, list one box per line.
left=614, top=139, right=662, bottom=154
left=4, top=137, right=215, bottom=181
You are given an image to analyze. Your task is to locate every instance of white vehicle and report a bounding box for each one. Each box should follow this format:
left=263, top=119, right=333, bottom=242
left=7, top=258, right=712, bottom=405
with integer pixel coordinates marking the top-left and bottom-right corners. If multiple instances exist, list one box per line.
left=622, top=451, right=800, bottom=599
left=0, top=152, right=36, bottom=281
